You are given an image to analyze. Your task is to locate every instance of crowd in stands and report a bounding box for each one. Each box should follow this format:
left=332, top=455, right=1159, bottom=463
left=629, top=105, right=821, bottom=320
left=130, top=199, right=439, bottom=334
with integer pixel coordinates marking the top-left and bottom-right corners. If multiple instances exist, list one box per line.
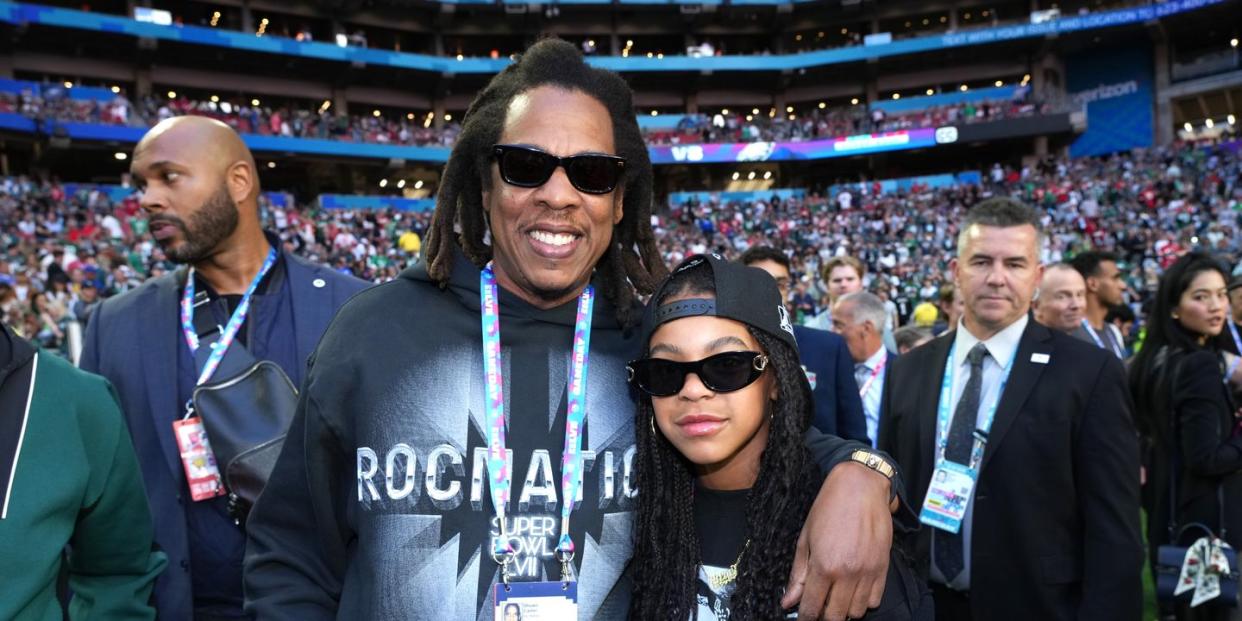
left=644, top=87, right=1052, bottom=146
left=1, top=141, right=1239, bottom=356
left=0, top=180, right=431, bottom=352
left=0, top=86, right=462, bottom=148
left=1, top=81, right=1060, bottom=151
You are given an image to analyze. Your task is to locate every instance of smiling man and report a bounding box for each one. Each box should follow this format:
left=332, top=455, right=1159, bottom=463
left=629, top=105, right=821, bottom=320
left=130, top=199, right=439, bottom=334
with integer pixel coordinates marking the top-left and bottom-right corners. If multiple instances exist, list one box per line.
left=244, top=39, right=904, bottom=621
left=878, top=198, right=1142, bottom=620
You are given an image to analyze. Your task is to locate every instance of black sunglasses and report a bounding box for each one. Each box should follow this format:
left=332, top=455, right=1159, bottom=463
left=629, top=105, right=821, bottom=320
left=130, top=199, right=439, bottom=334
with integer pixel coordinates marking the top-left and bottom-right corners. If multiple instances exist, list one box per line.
left=626, top=351, right=769, bottom=397
left=492, top=144, right=626, bottom=195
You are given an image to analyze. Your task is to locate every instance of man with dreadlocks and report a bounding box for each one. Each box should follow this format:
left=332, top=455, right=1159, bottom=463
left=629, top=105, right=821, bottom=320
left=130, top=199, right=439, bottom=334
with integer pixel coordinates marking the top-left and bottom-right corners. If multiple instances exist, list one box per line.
left=244, top=39, right=905, bottom=621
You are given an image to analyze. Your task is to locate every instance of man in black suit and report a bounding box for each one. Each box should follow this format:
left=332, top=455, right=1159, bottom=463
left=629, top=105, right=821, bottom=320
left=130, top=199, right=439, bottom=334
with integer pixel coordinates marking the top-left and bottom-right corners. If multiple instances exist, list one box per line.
left=740, top=247, right=869, bottom=442
left=79, top=116, right=369, bottom=620
left=877, top=197, right=1142, bottom=621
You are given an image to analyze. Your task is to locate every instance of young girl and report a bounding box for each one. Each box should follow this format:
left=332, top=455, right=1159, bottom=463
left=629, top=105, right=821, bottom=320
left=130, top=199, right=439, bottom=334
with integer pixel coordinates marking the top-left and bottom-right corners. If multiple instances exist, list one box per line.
left=627, top=254, right=928, bottom=620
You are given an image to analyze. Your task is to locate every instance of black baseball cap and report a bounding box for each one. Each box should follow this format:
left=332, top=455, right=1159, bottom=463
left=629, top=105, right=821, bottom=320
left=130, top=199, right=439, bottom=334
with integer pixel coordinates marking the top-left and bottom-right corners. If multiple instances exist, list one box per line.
left=640, top=253, right=800, bottom=355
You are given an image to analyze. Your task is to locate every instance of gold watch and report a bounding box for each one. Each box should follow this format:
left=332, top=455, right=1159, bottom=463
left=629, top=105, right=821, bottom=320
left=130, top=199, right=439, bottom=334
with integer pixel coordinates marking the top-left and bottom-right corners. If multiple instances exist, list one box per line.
left=849, top=449, right=896, bottom=480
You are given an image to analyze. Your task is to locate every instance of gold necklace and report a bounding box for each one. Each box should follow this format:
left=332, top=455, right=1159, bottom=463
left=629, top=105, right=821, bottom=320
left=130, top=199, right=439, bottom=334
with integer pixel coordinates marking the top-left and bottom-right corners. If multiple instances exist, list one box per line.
left=707, top=539, right=751, bottom=590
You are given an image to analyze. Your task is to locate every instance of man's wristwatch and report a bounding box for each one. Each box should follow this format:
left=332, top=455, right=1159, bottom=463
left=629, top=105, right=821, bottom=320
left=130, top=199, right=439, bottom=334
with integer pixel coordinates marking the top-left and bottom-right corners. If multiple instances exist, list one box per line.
left=848, top=449, right=896, bottom=480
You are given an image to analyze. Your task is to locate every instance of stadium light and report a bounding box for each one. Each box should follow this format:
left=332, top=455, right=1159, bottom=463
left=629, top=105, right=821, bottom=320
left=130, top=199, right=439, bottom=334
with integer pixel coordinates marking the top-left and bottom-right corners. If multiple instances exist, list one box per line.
left=335, top=34, right=348, bottom=47
left=647, top=52, right=654, bottom=58
left=840, top=28, right=846, bottom=35
left=722, top=109, right=729, bottom=115
left=252, top=99, right=260, bottom=106
left=110, top=86, right=120, bottom=94
left=406, top=113, right=414, bottom=120
left=1206, top=118, right=1215, bottom=128
left=657, top=53, right=664, bottom=59
left=1184, top=122, right=1193, bottom=132
left=414, top=180, right=424, bottom=189
left=786, top=106, right=794, bottom=113
left=626, top=40, right=634, bottom=47
left=1233, top=38, right=1239, bottom=48
left=959, top=85, right=968, bottom=92
left=731, top=172, right=740, bottom=181
left=373, top=110, right=381, bottom=117
left=63, top=81, right=72, bottom=89
left=795, top=34, right=803, bottom=42
left=322, top=100, right=332, bottom=110
left=210, top=11, right=220, bottom=27
left=379, top=179, right=388, bottom=188
left=763, top=171, right=772, bottom=180
left=818, top=102, right=826, bottom=109
left=397, top=179, right=406, bottom=189
left=456, top=54, right=464, bottom=61
left=995, top=80, right=1003, bottom=87
left=747, top=171, right=756, bottom=180
left=210, top=95, right=219, bottom=103
left=745, top=115, right=753, bottom=121
left=850, top=98, right=859, bottom=105
left=650, top=110, right=658, bottom=116
left=167, top=91, right=177, bottom=99
left=752, top=108, right=760, bottom=115
left=444, top=114, right=453, bottom=121
left=587, top=40, right=595, bottom=47
left=256, top=17, right=268, bottom=37
left=114, top=152, right=127, bottom=161
left=1229, top=114, right=1236, bottom=125
left=788, top=114, right=796, bottom=120
left=267, top=162, right=276, bottom=169
left=892, top=93, right=901, bottom=100
left=926, top=89, right=934, bottom=96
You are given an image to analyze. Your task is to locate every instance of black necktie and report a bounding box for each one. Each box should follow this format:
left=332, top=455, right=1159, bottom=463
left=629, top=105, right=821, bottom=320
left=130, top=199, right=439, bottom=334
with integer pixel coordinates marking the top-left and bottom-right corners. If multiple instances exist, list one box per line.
left=934, top=342, right=989, bottom=584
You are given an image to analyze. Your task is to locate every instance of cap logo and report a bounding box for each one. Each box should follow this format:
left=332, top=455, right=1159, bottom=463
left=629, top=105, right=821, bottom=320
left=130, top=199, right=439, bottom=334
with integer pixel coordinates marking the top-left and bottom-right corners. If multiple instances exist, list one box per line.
left=675, top=257, right=705, bottom=274
left=777, top=305, right=794, bottom=337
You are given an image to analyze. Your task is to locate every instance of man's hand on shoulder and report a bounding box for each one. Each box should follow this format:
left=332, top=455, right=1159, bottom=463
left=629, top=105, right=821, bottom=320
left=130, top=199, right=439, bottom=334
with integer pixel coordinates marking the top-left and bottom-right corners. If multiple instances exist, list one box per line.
left=783, top=461, right=894, bottom=621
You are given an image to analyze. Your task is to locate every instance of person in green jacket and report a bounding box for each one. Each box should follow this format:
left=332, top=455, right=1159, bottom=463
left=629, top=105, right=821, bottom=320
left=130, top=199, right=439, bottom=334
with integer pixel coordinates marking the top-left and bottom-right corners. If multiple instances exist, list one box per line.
left=0, top=322, right=166, bottom=620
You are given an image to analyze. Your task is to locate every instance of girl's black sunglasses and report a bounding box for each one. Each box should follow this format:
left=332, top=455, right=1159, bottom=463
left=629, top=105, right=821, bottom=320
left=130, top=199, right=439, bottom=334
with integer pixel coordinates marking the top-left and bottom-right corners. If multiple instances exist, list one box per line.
left=626, top=351, right=769, bottom=397
left=492, top=144, right=627, bottom=195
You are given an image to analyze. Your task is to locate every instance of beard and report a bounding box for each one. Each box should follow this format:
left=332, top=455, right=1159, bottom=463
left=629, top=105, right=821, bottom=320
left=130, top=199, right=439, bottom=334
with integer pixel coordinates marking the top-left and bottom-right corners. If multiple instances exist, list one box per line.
left=151, top=184, right=239, bottom=264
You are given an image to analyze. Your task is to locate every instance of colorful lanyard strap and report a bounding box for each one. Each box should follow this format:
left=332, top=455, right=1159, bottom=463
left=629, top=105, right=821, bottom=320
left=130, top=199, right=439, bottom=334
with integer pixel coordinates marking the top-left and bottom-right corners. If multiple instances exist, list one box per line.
left=180, top=248, right=279, bottom=389
left=1081, top=319, right=1125, bottom=359
left=480, top=265, right=594, bottom=585
left=935, top=340, right=1020, bottom=470
left=858, top=355, right=887, bottom=399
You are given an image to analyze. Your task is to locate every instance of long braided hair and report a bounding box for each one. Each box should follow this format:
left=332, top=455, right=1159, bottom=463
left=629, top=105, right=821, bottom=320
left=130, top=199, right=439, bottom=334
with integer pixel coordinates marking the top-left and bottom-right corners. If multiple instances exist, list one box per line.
left=629, top=262, right=821, bottom=620
left=423, top=38, right=666, bottom=326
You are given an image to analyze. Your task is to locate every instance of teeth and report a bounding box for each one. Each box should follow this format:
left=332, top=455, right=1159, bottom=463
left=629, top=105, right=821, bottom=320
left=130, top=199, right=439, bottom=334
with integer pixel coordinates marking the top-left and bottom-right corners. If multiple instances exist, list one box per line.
left=529, top=230, right=577, bottom=246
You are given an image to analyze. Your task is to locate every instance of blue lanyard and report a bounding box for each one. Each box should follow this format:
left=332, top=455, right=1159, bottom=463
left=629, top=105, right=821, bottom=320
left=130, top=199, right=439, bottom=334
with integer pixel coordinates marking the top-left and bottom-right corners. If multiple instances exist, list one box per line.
left=180, top=248, right=279, bottom=388
left=1081, top=319, right=1124, bottom=359
left=480, top=265, right=594, bottom=583
left=935, top=340, right=1020, bottom=470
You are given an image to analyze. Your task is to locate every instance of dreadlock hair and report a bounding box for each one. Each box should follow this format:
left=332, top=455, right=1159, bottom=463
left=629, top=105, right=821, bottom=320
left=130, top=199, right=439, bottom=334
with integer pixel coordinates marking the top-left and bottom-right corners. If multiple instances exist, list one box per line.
left=423, top=38, right=666, bottom=326
left=629, top=261, right=820, bottom=620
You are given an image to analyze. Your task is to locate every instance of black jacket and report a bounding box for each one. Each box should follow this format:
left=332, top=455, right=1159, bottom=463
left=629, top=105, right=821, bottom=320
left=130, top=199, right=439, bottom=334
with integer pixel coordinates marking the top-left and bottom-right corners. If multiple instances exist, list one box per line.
left=878, top=319, right=1143, bottom=621
left=243, top=248, right=879, bottom=621
left=1143, top=348, right=1242, bottom=561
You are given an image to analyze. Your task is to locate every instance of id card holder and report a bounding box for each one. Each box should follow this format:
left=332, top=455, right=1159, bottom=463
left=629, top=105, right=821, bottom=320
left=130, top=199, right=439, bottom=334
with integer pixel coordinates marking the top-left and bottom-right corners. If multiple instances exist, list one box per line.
left=494, top=581, right=578, bottom=620
left=919, top=460, right=977, bottom=534
left=172, top=417, right=227, bottom=502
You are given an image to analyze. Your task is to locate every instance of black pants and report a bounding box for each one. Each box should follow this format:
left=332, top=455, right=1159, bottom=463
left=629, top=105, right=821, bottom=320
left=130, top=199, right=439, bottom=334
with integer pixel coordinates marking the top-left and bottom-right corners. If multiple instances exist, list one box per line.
left=930, top=582, right=971, bottom=621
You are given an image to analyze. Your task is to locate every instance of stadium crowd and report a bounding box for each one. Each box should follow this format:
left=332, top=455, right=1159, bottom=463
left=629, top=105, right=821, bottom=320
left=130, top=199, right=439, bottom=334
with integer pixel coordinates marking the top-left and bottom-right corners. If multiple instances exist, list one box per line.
left=1, top=140, right=1239, bottom=357
left=645, top=86, right=1053, bottom=145
left=0, top=81, right=1055, bottom=151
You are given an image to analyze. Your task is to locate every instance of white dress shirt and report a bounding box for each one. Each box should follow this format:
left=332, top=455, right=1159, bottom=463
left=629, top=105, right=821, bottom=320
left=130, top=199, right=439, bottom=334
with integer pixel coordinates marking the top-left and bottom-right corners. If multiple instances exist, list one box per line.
left=931, top=313, right=1029, bottom=591
left=855, top=345, right=888, bottom=447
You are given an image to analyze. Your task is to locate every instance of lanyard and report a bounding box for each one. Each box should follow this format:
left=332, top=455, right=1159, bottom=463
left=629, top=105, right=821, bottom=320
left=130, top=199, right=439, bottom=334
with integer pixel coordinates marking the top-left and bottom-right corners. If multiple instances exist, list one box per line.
left=1081, top=319, right=1124, bottom=359
left=858, top=355, right=887, bottom=399
left=935, top=341, right=1019, bottom=470
left=480, top=265, right=594, bottom=584
left=180, top=248, right=279, bottom=388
